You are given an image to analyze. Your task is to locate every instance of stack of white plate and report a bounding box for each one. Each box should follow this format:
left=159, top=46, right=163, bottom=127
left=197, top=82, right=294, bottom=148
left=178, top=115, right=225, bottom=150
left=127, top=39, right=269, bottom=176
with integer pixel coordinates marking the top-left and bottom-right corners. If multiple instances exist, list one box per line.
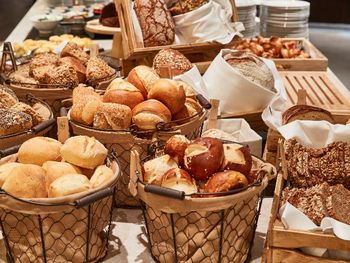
left=260, top=0, right=310, bottom=38
left=236, top=0, right=257, bottom=38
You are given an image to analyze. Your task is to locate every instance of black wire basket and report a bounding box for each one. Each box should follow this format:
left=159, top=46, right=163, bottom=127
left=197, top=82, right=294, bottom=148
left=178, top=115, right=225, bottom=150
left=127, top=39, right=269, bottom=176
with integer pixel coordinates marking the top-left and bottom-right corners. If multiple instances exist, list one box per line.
left=129, top=141, right=277, bottom=263
left=0, top=148, right=121, bottom=263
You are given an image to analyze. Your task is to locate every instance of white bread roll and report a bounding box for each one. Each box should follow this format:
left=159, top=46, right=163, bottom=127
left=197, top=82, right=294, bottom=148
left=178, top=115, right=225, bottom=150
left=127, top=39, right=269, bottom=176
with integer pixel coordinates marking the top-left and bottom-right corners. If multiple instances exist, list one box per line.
left=2, top=164, right=47, bottom=198
left=143, top=154, right=178, bottom=185
left=60, top=136, right=108, bottom=169
left=0, top=162, right=23, bottom=187
left=42, top=161, right=82, bottom=191
left=90, top=165, right=114, bottom=188
left=48, top=174, right=91, bottom=198
left=18, top=137, right=62, bottom=166
left=131, top=99, right=171, bottom=130
left=127, top=65, right=159, bottom=99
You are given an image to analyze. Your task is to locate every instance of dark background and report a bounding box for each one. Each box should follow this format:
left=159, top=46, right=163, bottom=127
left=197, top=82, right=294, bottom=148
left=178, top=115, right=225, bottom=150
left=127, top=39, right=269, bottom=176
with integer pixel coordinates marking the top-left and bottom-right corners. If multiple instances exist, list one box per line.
left=306, top=0, right=350, bottom=23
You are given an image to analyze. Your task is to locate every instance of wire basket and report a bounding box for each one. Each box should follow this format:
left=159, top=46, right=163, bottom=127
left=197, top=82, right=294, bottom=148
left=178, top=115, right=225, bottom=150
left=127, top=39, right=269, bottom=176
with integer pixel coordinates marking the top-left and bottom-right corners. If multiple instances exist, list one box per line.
left=0, top=93, right=55, bottom=150
left=0, top=42, right=121, bottom=117
left=129, top=142, right=277, bottom=263
left=65, top=95, right=210, bottom=208
left=0, top=149, right=121, bottom=263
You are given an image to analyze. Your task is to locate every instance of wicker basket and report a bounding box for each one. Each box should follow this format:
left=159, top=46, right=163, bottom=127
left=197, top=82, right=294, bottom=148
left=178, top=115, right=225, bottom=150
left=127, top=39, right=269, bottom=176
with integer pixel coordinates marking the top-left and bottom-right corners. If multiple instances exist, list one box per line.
left=0, top=148, right=121, bottom=263
left=129, top=143, right=276, bottom=263
left=0, top=94, right=55, bottom=150
left=66, top=100, right=208, bottom=208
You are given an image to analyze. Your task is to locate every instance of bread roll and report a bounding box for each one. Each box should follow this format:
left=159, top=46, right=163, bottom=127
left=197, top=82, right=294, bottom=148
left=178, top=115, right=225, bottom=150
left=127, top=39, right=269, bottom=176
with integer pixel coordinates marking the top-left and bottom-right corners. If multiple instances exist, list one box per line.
left=0, top=109, right=32, bottom=136
left=161, top=168, right=197, bottom=195
left=2, top=164, right=47, bottom=198
left=0, top=87, right=18, bottom=108
left=184, top=137, right=224, bottom=181
left=169, top=0, right=208, bottom=15
left=127, top=66, right=160, bottom=99
left=143, top=154, right=178, bottom=185
left=0, top=162, right=23, bottom=187
left=90, top=165, right=114, bottom=188
left=61, top=136, right=108, bottom=169
left=153, top=49, right=192, bottom=77
left=48, top=174, right=91, bottom=198
left=61, top=42, right=89, bottom=64
left=133, top=0, right=175, bottom=47
left=93, top=102, right=132, bottom=130
left=204, top=171, right=248, bottom=193
left=86, top=57, right=115, bottom=85
left=177, top=81, right=197, bottom=100
left=164, top=135, right=190, bottom=165
left=70, top=95, right=102, bottom=126
left=18, top=137, right=62, bottom=166
left=59, top=56, right=86, bottom=83
left=221, top=143, right=252, bottom=177
left=72, top=85, right=100, bottom=103
left=42, top=161, right=82, bottom=191
left=148, top=78, right=186, bottom=114
left=11, top=102, right=44, bottom=126
left=103, top=78, right=144, bottom=109
left=131, top=99, right=171, bottom=130
left=173, top=98, right=202, bottom=122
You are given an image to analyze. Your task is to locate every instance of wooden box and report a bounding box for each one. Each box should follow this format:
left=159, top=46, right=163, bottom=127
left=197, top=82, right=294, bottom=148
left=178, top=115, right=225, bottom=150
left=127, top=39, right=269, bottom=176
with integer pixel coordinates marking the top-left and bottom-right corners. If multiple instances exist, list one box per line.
left=114, top=0, right=239, bottom=75
left=273, top=38, right=328, bottom=71
left=265, top=143, right=350, bottom=262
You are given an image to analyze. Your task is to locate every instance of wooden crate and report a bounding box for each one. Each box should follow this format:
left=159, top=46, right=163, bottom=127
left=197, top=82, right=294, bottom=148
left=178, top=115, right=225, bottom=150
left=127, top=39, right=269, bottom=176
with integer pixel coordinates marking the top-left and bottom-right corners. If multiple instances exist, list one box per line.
left=265, top=143, right=350, bottom=263
left=273, top=38, right=328, bottom=71
left=114, top=0, right=239, bottom=75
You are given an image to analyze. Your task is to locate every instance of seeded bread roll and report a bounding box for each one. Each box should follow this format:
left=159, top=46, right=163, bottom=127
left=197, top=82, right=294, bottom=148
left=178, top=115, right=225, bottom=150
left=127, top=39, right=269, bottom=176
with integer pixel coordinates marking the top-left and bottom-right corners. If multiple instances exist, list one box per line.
left=86, top=57, right=115, bottom=85
left=134, top=0, right=175, bottom=47
left=93, top=103, right=132, bottom=130
left=2, top=164, right=47, bottom=198
left=131, top=99, right=172, bottom=130
left=11, top=102, right=44, bottom=126
left=29, top=52, right=59, bottom=74
left=153, top=49, right=192, bottom=77
left=60, top=136, right=108, bottom=169
left=18, top=137, right=62, bottom=166
left=0, top=87, right=18, bottom=108
left=282, top=105, right=335, bottom=125
left=60, top=42, right=90, bottom=64
left=169, top=0, right=209, bottom=15
left=0, top=109, right=33, bottom=136
left=59, top=56, right=86, bottom=83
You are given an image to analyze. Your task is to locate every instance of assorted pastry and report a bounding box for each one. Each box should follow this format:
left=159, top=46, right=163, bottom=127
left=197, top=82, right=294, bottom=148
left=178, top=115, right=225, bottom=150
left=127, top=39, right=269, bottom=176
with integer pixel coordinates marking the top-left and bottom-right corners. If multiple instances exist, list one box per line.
left=142, top=135, right=260, bottom=195
left=230, top=36, right=311, bottom=59
left=70, top=68, right=202, bottom=131
left=0, top=86, right=51, bottom=136
left=12, top=35, right=93, bottom=57
left=280, top=139, right=350, bottom=226
left=0, top=136, right=114, bottom=198
left=8, top=42, right=115, bottom=88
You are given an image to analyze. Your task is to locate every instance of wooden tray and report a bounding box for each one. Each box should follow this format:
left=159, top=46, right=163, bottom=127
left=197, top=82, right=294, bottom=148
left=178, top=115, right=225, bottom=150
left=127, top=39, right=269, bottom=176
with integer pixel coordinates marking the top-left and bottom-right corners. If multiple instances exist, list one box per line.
left=273, top=38, right=328, bottom=71
left=265, top=142, right=350, bottom=263
left=85, top=19, right=121, bottom=35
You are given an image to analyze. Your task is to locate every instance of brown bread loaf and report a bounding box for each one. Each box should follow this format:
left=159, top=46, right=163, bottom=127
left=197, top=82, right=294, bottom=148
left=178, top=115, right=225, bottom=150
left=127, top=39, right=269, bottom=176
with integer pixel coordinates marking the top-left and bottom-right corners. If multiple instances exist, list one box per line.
left=282, top=105, right=335, bottom=124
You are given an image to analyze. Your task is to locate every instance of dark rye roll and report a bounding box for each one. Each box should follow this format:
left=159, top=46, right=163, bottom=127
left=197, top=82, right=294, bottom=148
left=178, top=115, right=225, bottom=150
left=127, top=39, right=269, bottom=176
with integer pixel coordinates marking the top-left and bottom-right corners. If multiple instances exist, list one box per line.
left=282, top=105, right=334, bottom=125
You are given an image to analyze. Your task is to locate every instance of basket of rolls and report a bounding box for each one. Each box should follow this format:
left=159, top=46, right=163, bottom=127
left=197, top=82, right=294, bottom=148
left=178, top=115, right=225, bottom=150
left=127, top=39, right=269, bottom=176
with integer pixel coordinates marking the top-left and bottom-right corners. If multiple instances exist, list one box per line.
left=1, top=42, right=120, bottom=116
left=129, top=134, right=277, bottom=263
left=65, top=66, right=210, bottom=208
left=0, top=85, right=55, bottom=150
left=0, top=135, right=120, bottom=263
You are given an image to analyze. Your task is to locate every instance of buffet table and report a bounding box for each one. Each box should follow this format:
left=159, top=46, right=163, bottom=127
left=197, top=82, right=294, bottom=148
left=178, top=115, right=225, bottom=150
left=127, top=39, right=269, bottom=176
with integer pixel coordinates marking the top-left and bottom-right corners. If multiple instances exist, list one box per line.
left=1, top=1, right=349, bottom=263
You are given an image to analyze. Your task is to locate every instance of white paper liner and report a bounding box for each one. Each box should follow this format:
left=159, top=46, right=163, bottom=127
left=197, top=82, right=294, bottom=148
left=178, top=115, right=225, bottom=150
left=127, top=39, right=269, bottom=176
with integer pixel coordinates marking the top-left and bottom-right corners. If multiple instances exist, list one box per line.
left=130, top=0, right=243, bottom=46
left=202, top=118, right=262, bottom=157
left=279, top=203, right=350, bottom=260
left=202, top=49, right=285, bottom=115
left=277, top=120, right=350, bottom=148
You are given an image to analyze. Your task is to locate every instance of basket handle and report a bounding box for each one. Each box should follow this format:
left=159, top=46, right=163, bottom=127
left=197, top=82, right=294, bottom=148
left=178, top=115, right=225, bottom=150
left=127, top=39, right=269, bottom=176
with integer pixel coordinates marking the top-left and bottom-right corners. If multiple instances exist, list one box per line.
left=73, top=188, right=113, bottom=208
left=31, top=118, right=56, bottom=134
left=0, top=145, right=20, bottom=158
left=196, top=94, right=211, bottom=110
left=144, top=184, right=185, bottom=200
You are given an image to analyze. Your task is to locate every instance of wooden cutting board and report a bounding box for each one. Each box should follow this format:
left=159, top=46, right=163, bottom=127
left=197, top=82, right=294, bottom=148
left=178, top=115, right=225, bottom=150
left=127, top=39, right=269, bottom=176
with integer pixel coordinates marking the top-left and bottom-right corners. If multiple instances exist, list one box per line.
left=85, top=19, right=121, bottom=35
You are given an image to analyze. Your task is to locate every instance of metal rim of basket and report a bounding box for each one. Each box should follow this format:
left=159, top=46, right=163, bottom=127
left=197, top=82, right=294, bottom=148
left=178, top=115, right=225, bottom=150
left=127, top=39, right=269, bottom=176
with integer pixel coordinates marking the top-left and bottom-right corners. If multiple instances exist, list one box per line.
left=0, top=93, right=55, bottom=139
left=69, top=108, right=207, bottom=137
left=137, top=140, right=272, bottom=199
left=0, top=151, right=120, bottom=208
